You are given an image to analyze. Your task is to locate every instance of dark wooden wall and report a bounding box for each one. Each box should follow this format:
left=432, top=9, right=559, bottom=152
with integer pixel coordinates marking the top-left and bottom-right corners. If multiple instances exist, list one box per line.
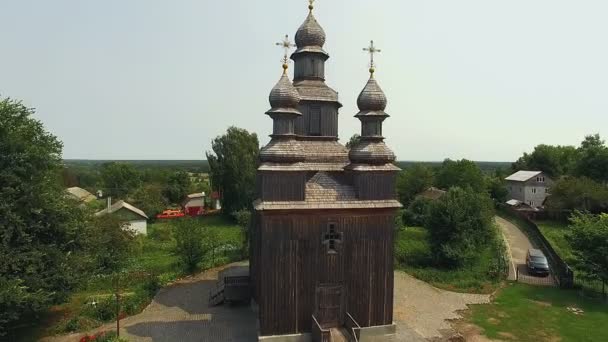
left=258, top=171, right=306, bottom=201
left=250, top=209, right=396, bottom=336
left=294, top=102, right=339, bottom=137
left=353, top=172, right=396, bottom=200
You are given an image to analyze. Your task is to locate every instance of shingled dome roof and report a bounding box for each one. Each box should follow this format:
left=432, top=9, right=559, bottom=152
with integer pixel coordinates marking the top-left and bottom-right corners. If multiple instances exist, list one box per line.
left=295, top=12, right=326, bottom=48
left=269, top=73, right=300, bottom=110
left=357, top=77, right=387, bottom=112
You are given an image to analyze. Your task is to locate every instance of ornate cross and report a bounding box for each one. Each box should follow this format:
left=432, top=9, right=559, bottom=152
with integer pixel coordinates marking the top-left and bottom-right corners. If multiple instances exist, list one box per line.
left=276, top=34, right=296, bottom=72
left=363, top=40, right=381, bottom=75
left=322, top=223, right=342, bottom=253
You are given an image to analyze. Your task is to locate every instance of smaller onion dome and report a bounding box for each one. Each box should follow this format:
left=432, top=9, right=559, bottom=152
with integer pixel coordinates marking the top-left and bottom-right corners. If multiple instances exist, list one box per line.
left=356, top=77, right=387, bottom=113
left=269, top=72, right=300, bottom=110
left=295, top=12, right=326, bottom=48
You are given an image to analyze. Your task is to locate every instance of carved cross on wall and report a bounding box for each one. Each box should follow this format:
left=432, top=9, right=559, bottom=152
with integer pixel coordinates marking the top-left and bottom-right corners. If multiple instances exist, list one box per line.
left=322, top=223, right=342, bottom=253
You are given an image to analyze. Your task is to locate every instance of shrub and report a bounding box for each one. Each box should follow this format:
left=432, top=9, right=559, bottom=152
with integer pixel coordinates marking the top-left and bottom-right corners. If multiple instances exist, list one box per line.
left=402, top=197, right=433, bottom=227
left=173, top=218, right=208, bottom=273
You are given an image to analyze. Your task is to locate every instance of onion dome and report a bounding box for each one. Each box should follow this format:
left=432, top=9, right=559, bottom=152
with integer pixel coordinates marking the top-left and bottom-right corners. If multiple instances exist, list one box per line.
left=269, top=72, right=301, bottom=110
left=349, top=140, right=395, bottom=164
left=295, top=12, right=326, bottom=49
left=356, top=77, right=387, bottom=114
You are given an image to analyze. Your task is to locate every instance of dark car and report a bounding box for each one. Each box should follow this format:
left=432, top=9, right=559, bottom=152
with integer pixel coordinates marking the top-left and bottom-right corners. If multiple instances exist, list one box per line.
left=526, top=248, right=550, bottom=276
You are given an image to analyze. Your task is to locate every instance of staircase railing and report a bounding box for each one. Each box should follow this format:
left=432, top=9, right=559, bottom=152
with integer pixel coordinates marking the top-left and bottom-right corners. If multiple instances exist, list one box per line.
left=345, top=312, right=361, bottom=342
left=208, top=278, right=225, bottom=306
left=312, top=315, right=331, bottom=342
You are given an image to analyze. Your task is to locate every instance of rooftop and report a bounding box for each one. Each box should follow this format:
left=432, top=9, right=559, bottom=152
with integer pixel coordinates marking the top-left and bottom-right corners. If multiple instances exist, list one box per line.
left=505, top=170, right=542, bottom=182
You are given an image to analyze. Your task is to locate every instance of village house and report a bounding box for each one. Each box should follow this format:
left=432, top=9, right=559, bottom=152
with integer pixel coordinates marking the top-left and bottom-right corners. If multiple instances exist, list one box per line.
left=182, top=192, right=205, bottom=216
left=66, top=186, right=96, bottom=203
left=95, top=199, right=149, bottom=235
left=505, top=170, right=553, bottom=208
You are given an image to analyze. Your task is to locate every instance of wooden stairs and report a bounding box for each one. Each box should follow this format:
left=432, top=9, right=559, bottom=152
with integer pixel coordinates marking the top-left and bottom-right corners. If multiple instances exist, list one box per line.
left=330, top=328, right=353, bottom=342
left=208, top=279, right=225, bottom=306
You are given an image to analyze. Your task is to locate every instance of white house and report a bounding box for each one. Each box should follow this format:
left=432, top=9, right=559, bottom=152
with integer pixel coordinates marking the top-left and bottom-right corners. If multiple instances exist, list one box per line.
left=95, top=200, right=149, bottom=235
left=505, top=170, right=553, bottom=208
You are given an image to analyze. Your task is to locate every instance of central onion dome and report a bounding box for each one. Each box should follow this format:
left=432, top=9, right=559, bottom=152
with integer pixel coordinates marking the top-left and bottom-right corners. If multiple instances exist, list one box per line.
left=268, top=72, right=301, bottom=112
left=295, top=12, right=326, bottom=48
left=356, top=77, right=387, bottom=113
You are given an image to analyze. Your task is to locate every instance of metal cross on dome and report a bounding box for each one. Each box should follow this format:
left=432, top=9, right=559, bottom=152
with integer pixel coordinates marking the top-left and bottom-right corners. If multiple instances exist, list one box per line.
left=275, top=34, right=296, bottom=70
left=363, top=40, right=381, bottom=74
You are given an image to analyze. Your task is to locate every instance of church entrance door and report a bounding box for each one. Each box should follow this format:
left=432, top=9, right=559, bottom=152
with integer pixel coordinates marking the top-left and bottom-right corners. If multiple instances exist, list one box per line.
left=315, top=284, right=344, bottom=329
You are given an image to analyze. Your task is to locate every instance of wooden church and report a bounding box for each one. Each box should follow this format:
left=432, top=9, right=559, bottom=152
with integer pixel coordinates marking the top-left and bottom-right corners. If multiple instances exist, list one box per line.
left=250, top=1, right=401, bottom=341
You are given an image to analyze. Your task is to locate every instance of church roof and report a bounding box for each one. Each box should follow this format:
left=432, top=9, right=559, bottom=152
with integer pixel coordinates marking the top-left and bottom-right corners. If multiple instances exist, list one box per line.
left=295, top=11, right=326, bottom=50
left=293, top=79, right=341, bottom=105
left=356, top=77, right=388, bottom=117
left=268, top=73, right=301, bottom=115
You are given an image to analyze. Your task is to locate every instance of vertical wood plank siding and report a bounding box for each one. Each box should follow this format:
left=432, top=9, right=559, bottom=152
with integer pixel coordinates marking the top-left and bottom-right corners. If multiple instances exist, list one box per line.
left=354, top=172, right=397, bottom=200
left=259, top=172, right=306, bottom=201
left=254, top=209, right=396, bottom=336
left=294, top=103, right=338, bottom=137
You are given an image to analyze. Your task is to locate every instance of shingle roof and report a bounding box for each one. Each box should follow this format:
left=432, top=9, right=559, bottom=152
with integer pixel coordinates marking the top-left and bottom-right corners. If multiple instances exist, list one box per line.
left=505, top=170, right=542, bottom=182
left=95, top=200, right=148, bottom=219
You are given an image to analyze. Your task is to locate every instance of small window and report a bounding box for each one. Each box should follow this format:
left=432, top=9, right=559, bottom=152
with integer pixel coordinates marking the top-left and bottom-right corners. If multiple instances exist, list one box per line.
left=322, top=223, right=342, bottom=254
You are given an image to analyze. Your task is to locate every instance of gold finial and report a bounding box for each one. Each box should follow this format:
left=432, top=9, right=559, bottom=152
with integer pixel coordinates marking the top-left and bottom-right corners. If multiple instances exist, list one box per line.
left=276, top=34, right=296, bottom=74
left=363, top=40, right=381, bottom=77
left=308, top=0, right=315, bottom=11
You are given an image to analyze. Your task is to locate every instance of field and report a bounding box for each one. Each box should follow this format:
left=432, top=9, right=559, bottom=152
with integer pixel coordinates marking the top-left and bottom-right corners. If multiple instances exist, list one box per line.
left=394, top=227, right=505, bottom=293
left=536, top=220, right=574, bottom=264
left=467, top=283, right=608, bottom=342
left=14, top=215, right=242, bottom=341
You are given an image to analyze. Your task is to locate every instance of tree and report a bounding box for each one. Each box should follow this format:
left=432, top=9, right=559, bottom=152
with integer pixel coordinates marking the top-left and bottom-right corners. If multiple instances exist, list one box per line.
left=345, top=134, right=361, bottom=150
left=485, top=175, right=508, bottom=205
left=100, top=162, right=142, bottom=199
left=436, top=159, right=485, bottom=193
left=512, top=144, right=578, bottom=178
left=232, top=209, right=252, bottom=259
left=545, top=177, right=608, bottom=214
left=402, top=197, right=433, bottom=227
left=131, top=184, right=168, bottom=217
left=0, top=98, right=87, bottom=334
left=396, top=164, right=435, bottom=205
left=83, top=215, right=136, bottom=274
left=567, top=212, right=608, bottom=287
left=425, top=187, right=495, bottom=267
left=206, top=127, right=259, bottom=215
left=575, top=134, right=608, bottom=183
left=163, top=171, right=191, bottom=204
left=173, top=218, right=208, bottom=272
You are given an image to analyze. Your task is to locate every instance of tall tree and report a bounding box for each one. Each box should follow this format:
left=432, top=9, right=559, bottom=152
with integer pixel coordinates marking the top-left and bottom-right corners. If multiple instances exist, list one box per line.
left=545, top=177, right=608, bottom=214
left=132, top=184, right=168, bottom=217
left=163, top=171, right=191, bottom=204
left=0, top=98, right=86, bottom=335
left=206, top=127, right=259, bottom=215
left=396, top=164, right=435, bottom=205
left=100, top=162, right=142, bottom=199
left=512, top=144, right=578, bottom=178
left=436, top=159, right=485, bottom=193
left=575, top=134, right=608, bottom=183
left=345, top=134, right=361, bottom=150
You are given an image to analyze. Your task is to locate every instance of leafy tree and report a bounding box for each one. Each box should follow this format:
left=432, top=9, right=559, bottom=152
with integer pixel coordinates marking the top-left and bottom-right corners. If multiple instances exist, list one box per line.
left=425, top=187, right=495, bottom=267
left=567, top=212, right=608, bottom=286
left=345, top=134, right=361, bottom=150
left=546, top=177, right=608, bottom=214
left=575, top=134, right=608, bottom=183
left=396, top=164, right=435, bottom=205
left=100, top=162, right=142, bottom=199
left=0, top=98, right=87, bottom=334
left=206, top=127, right=259, bottom=215
left=512, top=144, right=578, bottom=178
left=232, top=209, right=252, bottom=259
left=163, top=171, right=191, bottom=204
left=436, top=159, right=485, bottom=193
left=173, top=218, right=208, bottom=272
left=83, top=216, right=136, bottom=274
left=131, top=184, right=167, bottom=217
left=485, top=175, right=508, bottom=204
left=402, top=197, right=433, bottom=227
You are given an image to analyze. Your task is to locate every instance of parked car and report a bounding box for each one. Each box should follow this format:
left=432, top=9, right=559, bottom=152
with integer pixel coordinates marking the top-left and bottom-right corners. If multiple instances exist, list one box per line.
left=526, top=248, right=550, bottom=276
left=156, top=209, right=185, bottom=219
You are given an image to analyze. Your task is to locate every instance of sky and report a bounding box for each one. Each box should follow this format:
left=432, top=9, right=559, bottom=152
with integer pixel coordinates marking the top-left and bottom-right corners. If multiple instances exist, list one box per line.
left=1, top=0, right=607, bottom=161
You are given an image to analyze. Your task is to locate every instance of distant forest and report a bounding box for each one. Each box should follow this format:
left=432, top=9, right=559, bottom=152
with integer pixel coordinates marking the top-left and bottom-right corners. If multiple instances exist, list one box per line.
left=64, top=160, right=511, bottom=175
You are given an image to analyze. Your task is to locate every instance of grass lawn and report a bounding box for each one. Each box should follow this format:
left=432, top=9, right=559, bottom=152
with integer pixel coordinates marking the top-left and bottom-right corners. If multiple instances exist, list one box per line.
left=16, top=214, right=243, bottom=341
left=468, top=283, right=608, bottom=342
left=536, top=220, right=575, bottom=264
left=394, top=227, right=504, bottom=294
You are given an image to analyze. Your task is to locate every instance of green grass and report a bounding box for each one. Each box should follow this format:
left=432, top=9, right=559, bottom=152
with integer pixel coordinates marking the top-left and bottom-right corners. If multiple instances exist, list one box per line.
left=536, top=220, right=574, bottom=264
left=394, top=227, right=504, bottom=293
left=468, top=283, right=608, bottom=342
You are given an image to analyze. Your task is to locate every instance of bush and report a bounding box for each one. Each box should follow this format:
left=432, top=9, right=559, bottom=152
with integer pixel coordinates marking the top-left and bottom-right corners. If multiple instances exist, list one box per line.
left=402, top=197, right=433, bottom=227
left=173, top=218, right=208, bottom=272
left=426, top=187, right=495, bottom=268
left=148, top=224, right=173, bottom=242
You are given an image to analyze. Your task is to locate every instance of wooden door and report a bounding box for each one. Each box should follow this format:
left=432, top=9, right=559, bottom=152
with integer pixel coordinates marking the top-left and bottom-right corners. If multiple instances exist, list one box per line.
left=315, top=284, right=344, bottom=329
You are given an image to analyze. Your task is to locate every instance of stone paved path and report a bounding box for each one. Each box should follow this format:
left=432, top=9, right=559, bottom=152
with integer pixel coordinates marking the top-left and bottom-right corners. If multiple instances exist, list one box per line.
left=45, top=264, right=493, bottom=342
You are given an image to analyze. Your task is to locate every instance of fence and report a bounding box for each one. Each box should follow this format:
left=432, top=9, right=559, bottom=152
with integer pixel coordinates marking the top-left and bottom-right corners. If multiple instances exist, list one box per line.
left=498, top=206, right=574, bottom=288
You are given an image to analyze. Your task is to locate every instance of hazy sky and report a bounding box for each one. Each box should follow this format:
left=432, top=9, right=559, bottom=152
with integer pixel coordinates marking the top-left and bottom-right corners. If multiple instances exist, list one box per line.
left=1, top=0, right=606, bottom=161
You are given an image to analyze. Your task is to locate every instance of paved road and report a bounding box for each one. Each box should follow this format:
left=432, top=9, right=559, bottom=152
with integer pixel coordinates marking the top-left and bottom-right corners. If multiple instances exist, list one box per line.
left=46, top=265, right=493, bottom=342
left=496, top=216, right=532, bottom=280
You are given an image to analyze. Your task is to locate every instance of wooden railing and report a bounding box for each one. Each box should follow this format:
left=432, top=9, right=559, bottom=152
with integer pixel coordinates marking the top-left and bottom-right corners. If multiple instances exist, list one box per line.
left=312, top=315, right=331, bottom=342
left=344, top=313, right=361, bottom=342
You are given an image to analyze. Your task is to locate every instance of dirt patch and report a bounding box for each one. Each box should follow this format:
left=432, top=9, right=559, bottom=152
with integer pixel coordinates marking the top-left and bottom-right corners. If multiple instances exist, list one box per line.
left=452, top=321, right=496, bottom=342
left=487, top=317, right=500, bottom=325
left=529, top=299, right=552, bottom=307
left=498, top=331, right=516, bottom=340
